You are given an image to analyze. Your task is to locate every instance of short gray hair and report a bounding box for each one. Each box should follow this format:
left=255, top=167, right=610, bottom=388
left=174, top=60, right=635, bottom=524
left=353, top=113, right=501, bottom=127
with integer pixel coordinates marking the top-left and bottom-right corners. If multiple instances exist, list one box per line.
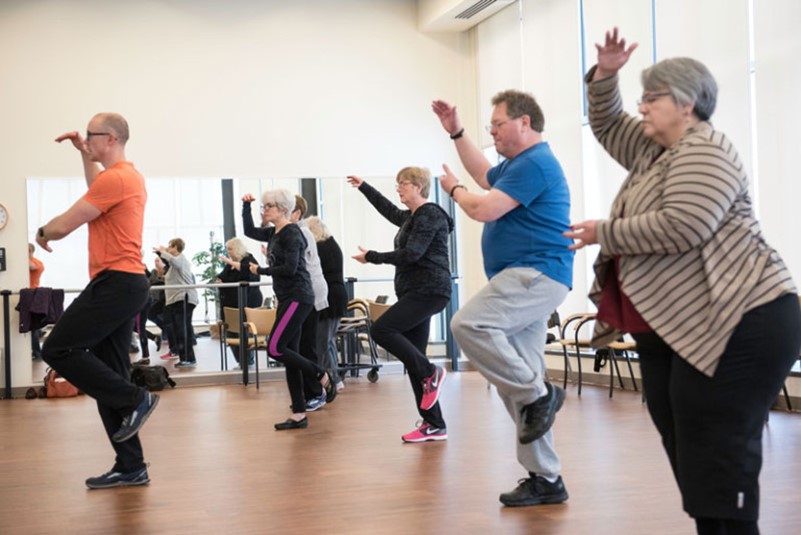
left=305, top=216, right=332, bottom=241
left=641, top=57, right=718, bottom=121
left=262, top=189, right=295, bottom=217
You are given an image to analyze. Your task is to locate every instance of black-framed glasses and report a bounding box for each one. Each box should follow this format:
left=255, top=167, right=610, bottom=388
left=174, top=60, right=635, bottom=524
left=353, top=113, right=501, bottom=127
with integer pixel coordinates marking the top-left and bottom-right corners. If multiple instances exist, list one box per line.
left=636, top=92, right=673, bottom=106
left=260, top=203, right=277, bottom=212
left=86, top=131, right=112, bottom=139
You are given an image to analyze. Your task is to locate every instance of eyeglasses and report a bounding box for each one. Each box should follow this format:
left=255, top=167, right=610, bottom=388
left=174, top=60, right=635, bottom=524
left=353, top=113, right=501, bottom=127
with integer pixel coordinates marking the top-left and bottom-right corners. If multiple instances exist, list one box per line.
left=260, top=203, right=277, bottom=212
left=484, top=118, right=517, bottom=133
left=396, top=180, right=415, bottom=188
left=636, top=92, right=673, bottom=106
left=86, top=131, right=112, bottom=139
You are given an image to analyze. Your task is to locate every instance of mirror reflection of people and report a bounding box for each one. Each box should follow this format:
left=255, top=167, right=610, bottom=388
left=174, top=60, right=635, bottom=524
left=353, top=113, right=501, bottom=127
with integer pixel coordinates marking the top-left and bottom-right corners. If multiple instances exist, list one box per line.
left=565, top=27, right=801, bottom=534
left=155, top=238, right=199, bottom=369
left=37, top=112, right=158, bottom=489
left=28, top=243, right=44, bottom=360
left=290, top=195, right=332, bottom=411
left=347, top=168, right=453, bottom=443
left=148, top=256, right=177, bottom=359
left=242, top=189, right=335, bottom=430
left=304, top=216, right=348, bottom=392
left=216, top=237, right=262, bottom=368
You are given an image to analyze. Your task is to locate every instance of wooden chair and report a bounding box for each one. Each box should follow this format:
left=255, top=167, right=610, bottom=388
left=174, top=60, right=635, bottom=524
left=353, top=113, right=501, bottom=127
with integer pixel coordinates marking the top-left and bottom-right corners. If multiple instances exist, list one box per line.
left=364, top=300, right=392, bottom=360
left=336, top=298, right=381, bottom=382
left=557, top=313, right=596, bottom=395
left=221, top=306, right=260, bottom=386
left=603, top=340, right=639, bottom=399
left=244, top=306, right=277, bottom=363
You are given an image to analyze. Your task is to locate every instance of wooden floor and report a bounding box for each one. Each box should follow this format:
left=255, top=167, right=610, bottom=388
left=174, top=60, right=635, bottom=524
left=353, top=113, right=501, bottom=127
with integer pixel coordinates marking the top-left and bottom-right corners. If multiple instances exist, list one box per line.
left=1, top=373, right=800, bottom=534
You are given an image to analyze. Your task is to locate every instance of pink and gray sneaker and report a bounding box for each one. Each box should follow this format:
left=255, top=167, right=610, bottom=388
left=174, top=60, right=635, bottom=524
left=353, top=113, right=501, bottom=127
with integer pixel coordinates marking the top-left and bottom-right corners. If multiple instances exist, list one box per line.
left=401, top=421, right=447, bottom=443
left=420, top=365, right=447, bottom=411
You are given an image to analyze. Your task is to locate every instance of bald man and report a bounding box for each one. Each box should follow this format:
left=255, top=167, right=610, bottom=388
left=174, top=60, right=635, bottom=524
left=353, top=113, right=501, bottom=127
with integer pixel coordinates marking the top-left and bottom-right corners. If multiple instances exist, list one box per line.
left=38, top=113, right=158, bottom=489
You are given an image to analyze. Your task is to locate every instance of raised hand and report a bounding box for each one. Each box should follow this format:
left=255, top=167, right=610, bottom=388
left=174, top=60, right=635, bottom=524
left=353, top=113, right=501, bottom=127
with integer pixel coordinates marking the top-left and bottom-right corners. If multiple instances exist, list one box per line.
left=431, top=100, right=462, bottom=136
left=439, top=163, right=459, bottom=195
left=595, top=27, right=638, bottom=79
left=54, top=131, right=89, bottom=154
left=219, top=255, right=237, bottom=268
left=352, top=246, right=368, bottom=264
left=242, top=193, right=256, bottom=203
left=346, top=175, right=363, bottom=188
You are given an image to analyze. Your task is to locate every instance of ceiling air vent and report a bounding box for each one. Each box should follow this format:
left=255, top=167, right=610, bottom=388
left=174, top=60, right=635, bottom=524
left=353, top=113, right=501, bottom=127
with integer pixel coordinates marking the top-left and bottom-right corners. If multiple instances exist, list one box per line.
left=419, top=0, right=516, bottom=32
left=456, top=0, right=504, bottom=20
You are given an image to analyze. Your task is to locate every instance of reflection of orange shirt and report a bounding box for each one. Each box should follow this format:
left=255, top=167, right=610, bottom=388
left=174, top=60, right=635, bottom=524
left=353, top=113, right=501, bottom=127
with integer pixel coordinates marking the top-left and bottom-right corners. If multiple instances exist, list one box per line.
left=29, top=257, right=44, bottom=288
left=82, top=161, right=147, bottom=280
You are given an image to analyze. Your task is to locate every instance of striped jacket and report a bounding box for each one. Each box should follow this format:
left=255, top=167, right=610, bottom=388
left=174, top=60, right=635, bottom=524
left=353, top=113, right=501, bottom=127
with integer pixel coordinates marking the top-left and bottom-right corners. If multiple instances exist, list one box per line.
left=586, top=70, right=796, bottom=376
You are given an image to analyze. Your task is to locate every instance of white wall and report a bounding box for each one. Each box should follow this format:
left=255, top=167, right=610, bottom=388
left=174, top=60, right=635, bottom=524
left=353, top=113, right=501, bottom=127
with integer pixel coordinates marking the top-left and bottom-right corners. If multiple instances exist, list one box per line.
left=753, top=0, right=801, bottom=286
left=0, top=0, right=472, bottom=387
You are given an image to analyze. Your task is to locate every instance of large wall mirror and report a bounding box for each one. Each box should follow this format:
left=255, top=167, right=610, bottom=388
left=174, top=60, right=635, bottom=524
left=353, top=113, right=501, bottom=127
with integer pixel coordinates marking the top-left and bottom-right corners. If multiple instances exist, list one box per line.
left=26, top=175, right=457, bottom=375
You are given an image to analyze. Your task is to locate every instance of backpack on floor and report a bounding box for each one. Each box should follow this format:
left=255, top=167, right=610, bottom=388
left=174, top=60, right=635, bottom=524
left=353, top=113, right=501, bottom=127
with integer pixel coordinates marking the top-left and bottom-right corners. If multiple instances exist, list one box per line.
left=131, top=364, right=176, bottom=391
left=43, top=368, right=81, bottom=398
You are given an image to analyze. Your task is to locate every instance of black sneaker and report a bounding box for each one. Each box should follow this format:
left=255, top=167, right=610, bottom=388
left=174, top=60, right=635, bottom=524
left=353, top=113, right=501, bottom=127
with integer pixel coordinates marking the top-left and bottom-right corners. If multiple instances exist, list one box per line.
left=499, top=475, right=568, bottom=507
left=112, top=392, right=160, bottom=443
left=85, top=466, right=150, bottom=490
left=519, top=382, right=565, bottom=444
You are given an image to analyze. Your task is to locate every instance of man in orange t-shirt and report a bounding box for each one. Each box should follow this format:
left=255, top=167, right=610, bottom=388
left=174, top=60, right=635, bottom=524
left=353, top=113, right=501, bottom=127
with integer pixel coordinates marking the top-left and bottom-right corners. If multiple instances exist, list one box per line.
left=28, top=243, right=45, bottom=359
left=36, top=112, right=159, bottom=490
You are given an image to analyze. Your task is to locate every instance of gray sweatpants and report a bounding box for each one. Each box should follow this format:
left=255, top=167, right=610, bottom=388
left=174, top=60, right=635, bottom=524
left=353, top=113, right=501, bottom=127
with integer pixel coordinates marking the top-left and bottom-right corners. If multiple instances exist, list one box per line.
left=451, top=267, right=569, bottom=478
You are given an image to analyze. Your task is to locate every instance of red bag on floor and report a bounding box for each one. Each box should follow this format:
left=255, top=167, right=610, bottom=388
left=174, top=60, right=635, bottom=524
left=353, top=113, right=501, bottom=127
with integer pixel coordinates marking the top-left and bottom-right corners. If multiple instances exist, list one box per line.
left=44, top=368, right=80, bottom=398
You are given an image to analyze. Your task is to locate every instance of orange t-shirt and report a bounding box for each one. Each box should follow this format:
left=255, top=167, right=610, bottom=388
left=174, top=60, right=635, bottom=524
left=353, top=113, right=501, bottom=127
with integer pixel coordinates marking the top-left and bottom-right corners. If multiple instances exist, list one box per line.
left=82, top=161, right=147, bottom=279
left=29, top=257, right=44, bottom=288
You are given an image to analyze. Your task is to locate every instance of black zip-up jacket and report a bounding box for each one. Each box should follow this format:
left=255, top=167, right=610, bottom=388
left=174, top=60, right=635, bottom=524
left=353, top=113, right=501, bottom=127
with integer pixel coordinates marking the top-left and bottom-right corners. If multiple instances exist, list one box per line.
left=359, top=182, right=453, bottom=299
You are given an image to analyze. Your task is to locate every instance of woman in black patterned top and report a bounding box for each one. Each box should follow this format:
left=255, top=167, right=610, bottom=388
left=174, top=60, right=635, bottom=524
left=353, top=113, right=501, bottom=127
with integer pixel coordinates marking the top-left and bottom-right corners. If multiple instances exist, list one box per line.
left=347, top=167, right=453, bottom=443
left=566, top=28, right=800, bottom=534
left=243, top=189, right=334, bottom=430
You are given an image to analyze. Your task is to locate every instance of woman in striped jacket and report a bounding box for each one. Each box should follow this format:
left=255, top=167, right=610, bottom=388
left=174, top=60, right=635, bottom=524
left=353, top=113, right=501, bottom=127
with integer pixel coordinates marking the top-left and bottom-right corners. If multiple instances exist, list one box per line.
left=566, top=28, right=800, bottom=535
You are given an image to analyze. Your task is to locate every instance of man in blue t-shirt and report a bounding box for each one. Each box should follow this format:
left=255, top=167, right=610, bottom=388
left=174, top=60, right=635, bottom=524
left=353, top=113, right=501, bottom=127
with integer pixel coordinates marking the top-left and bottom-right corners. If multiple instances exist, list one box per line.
left=432, top=91, right=574, bottom=507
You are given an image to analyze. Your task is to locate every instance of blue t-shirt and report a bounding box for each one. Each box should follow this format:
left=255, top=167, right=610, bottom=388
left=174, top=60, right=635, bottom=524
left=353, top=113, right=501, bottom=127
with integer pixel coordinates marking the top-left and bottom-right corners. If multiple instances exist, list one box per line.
left=482, top=142, right=574, bottom=288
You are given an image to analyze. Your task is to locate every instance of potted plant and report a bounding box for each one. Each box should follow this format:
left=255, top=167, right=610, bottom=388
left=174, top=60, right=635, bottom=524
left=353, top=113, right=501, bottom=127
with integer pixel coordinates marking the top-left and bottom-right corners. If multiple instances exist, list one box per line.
left=192, top=231, right=226, bottom=323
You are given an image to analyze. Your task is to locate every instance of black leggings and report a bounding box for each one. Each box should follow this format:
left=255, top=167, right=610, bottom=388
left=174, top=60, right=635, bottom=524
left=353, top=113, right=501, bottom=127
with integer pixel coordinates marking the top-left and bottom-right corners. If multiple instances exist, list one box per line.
left=268, top=300, right=322, bottom=413
left=633, top=293, right=801, bottom=525
left=371, top=291, right=450, bottom=429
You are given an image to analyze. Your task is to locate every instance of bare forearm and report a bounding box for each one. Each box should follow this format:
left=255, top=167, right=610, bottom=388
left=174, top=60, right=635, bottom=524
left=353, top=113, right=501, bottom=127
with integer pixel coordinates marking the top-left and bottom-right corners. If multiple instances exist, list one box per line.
left=451, top=188, right=487, bottom=222
left=40, top=214, right=78, bottom=241
left=453, top=135, right=492, bottom=190
left=82, top=153, right=102, bottom=186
